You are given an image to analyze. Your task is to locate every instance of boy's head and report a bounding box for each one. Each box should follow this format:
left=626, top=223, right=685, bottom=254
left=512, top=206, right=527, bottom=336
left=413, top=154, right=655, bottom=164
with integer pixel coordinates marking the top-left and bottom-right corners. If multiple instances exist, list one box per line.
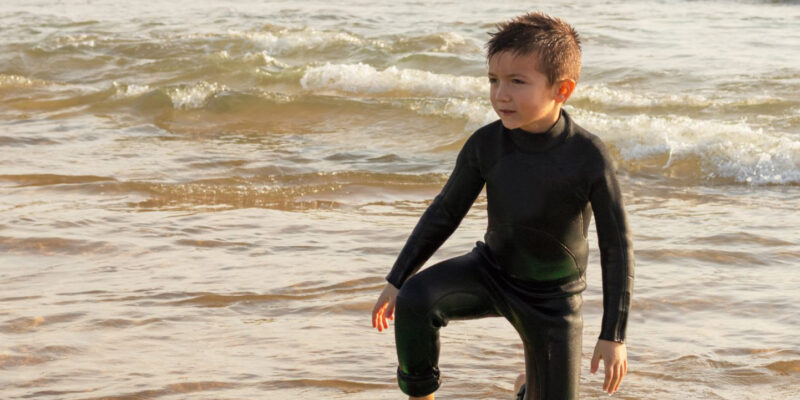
left=487, top=12, right=582, bottom=87
left=485, top=12, right=582, bottom=133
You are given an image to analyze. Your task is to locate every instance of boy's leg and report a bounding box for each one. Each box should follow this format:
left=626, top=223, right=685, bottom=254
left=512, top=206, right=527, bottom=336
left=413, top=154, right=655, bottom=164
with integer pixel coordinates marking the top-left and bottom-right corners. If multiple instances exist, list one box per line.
left=513, top=294, right=583, bottom=400
left=514, top=373, right=527, bottom=399
left=394, top=250, right=501, bottom=397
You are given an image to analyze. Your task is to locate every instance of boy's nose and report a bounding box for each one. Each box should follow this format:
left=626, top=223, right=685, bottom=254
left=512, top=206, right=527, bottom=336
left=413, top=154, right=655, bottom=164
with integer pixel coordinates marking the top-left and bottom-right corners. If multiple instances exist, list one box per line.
left=493, top=83, right=511, bottom=103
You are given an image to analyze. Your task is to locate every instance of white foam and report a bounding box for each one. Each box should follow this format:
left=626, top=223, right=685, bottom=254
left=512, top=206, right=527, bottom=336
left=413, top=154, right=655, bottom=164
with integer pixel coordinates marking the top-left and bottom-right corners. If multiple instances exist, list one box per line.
left=300, top=63, right=486, bottom=98
left=430, top=31, right=473, bottom=52
left=49, top=34, right=98, bottom=50
left=166, top=81, right=227, bottom=110
left=245, top=51, right=290, bottom=68
left=111, top=81, right=151, bottom=98
left=575, top=84, right=787, bottom=110
left=211, top=49, right=289, bottom=69
left=571, top=108, right=800, bottom=184
left=407, top=98, right=496, bottom=131
left=230, top=28, right=478, bottom=56
left=575, top=84, right=712, bottom=108
left=228, top=28, right=373, bottom=55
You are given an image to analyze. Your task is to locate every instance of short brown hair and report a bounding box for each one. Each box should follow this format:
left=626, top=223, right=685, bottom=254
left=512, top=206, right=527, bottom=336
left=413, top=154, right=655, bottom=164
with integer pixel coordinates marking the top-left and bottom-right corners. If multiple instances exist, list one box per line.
left=486, top=11, right=582, bottom=86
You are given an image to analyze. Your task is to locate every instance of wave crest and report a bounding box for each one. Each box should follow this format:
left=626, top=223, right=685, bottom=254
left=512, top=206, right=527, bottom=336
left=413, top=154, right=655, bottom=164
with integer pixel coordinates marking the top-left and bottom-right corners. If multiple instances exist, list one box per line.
left=300, top=63, right=485, bottom=97
left=574, top=108, right=800, bottom=185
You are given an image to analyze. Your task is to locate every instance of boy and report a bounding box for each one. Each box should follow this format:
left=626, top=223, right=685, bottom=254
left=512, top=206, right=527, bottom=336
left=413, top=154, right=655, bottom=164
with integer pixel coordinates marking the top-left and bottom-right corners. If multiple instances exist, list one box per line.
left=371, top=11, right=633, bottom=400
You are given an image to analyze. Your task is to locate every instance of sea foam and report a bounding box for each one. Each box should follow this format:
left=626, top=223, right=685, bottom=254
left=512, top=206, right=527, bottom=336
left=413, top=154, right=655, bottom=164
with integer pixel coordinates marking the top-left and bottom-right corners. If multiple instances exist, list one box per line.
left=405, top=98, right=496, bottom=131
left=575, top=84, right=787, bottom=110
left=228, top=28, right=372, bottom=56
left=166, top=82, right=227, bottom=110
left=572, top=108, right=800, bottom=185
left=575, top=84, right=713, bottom=108
left=111, top=82, right=152, bottom=99
left=300, top=63, right=485, bottom=98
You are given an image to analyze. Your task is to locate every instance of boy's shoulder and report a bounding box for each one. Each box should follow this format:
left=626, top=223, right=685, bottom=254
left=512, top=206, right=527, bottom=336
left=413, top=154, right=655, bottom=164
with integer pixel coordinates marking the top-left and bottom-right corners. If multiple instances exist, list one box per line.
left=566, top=115, right=609, bottom=152
left=460, top=119, right=504, bottom=156
left=565, top=114, right=618, bottom=170
left=471, top=119, right=505, bottom=140
left=570, top=121, right=606, bottom=150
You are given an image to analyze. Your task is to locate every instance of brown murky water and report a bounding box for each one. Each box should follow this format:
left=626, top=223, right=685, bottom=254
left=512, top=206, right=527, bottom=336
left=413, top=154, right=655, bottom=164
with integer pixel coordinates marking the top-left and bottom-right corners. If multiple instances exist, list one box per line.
left=1, top=1, right=799, bottom=399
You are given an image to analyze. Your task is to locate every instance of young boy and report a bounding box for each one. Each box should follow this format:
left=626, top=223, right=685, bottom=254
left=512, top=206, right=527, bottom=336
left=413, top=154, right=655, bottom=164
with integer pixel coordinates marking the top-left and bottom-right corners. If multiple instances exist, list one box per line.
left=371, top=11, right=633, bottom=400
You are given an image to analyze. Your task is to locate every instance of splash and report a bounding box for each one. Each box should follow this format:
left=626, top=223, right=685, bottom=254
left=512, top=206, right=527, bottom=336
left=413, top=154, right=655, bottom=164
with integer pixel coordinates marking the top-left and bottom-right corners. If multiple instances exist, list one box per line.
left=165, top=82, right=227, bottom=110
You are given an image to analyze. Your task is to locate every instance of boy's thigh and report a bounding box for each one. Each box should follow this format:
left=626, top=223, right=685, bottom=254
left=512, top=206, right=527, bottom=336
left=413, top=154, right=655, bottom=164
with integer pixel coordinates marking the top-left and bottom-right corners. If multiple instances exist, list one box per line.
left=396, top=251, right=501, bottom=323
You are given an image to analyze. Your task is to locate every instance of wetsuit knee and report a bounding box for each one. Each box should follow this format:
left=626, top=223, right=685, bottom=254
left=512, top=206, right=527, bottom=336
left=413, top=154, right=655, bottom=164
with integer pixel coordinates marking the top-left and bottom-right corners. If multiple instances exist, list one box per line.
left=396, top=273, right=438, bottom=318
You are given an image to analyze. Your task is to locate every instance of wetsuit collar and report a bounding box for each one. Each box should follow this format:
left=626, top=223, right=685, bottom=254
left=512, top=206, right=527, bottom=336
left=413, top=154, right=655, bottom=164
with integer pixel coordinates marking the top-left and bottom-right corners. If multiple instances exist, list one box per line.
left=507, top=109, right=568, bottom=153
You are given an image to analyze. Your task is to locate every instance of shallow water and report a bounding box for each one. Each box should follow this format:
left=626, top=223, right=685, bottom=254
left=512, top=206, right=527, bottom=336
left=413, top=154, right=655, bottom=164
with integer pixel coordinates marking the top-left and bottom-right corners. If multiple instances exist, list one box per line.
left=1, top=1, right=799, bottom=399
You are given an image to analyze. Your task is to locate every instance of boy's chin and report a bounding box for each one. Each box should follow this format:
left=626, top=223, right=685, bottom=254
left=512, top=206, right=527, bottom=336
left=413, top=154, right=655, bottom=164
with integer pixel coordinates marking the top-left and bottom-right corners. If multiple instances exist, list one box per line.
left=498, top=119, right=521, bottom=130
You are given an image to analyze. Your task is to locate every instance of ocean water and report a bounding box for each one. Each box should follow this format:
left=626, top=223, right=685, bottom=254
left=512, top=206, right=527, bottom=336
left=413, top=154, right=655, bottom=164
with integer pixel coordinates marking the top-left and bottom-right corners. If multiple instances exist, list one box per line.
left=1, top=1, right=799, bottom=399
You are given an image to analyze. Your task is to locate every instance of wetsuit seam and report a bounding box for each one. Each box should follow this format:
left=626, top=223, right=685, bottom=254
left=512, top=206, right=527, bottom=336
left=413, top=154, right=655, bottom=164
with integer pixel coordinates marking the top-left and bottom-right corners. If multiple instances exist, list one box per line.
left=440, top=143, right=482, bottom=222
left=434, top=167, right=464, bottom=223
left=603, top=179, right=629, bottom=342
left=612, top=206, right=629, bottom=342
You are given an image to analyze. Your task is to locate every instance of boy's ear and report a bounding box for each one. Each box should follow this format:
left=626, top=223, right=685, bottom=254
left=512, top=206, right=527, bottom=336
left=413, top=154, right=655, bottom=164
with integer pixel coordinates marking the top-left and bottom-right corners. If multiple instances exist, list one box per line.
left=554, top=79, right=576, bottom=103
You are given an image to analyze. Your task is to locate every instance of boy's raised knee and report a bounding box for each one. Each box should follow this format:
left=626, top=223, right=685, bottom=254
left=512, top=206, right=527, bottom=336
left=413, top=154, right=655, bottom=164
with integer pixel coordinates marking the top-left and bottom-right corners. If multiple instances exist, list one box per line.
left=396, top=274, right=437, bottom=316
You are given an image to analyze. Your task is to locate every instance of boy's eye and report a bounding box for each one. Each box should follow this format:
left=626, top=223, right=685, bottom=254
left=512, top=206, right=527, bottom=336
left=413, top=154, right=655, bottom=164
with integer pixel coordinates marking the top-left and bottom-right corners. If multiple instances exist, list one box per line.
left=488, top=78, right=497, bottom=84
left=512, top=79, right=525, bottom=84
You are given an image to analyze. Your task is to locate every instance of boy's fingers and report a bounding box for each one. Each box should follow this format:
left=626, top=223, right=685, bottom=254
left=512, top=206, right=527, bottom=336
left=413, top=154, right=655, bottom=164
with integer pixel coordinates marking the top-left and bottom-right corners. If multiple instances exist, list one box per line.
left=613, top=365, right=623, bottom=392
left=590, top=347, right=600, bottom=373
left=376, top=305, right=385, bottom=332
left=613, top=364, right=623, bottom=393
left=371, top=299, right=384, bottom=328
left=607, top=365, right=618, bottom=394
left=382, top=304, right=390, bottom=330
left=375, top=304, right=385, bottom=329
left=371, top=297, right=383, bottom=314
left=386, top=299, right=395, bottom=319
left=603, top=362, right=611, bottom=391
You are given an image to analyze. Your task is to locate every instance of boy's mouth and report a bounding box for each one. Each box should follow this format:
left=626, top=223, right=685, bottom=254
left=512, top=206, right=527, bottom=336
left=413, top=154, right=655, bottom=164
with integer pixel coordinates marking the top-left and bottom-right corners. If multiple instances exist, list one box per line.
left=498, top=109, right=516, bottom=116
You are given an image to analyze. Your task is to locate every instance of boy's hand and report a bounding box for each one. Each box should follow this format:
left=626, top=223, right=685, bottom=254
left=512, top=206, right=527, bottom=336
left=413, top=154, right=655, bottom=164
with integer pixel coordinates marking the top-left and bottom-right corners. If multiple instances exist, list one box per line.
left=591, top=339, right=628, bottom=395
left=371, top=282, right=399, bottom=332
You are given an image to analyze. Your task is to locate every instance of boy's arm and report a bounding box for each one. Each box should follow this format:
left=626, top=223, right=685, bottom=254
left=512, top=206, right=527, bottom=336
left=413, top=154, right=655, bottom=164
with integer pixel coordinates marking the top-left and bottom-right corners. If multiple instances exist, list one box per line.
left=385, top=135, right=485, bottom=289
left=589, top=144, right=635, bottom=343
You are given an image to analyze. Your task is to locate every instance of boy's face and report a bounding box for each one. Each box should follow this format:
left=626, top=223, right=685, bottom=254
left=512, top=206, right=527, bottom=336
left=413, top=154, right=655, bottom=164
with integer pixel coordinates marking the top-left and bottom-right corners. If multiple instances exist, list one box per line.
left=488, top=51, right=563, bottom=133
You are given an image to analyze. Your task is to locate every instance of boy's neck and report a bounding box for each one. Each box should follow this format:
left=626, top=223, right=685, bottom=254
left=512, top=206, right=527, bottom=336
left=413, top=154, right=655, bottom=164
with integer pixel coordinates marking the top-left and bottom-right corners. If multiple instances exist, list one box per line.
left=520, top=106, right=562, bottom=134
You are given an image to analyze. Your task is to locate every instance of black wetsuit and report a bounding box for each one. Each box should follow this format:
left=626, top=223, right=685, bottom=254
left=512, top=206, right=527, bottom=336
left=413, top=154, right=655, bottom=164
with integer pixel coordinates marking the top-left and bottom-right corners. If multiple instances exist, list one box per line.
left=386, top=110, right=634, bottom=399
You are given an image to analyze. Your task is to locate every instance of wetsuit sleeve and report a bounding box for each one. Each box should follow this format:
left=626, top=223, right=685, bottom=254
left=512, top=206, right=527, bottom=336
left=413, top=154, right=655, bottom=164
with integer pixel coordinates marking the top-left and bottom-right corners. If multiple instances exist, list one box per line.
left=589, top=144, right=635, bottom=343
left=385, top=134, right=485, bottom=289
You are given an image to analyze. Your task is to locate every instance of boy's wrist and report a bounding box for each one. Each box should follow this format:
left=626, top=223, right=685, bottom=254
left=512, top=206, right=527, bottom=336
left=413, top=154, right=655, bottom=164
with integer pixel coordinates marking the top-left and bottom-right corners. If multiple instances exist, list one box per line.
left=598, top=335, right=625, bottom=344
left=385, top=277, right=401, bottom=290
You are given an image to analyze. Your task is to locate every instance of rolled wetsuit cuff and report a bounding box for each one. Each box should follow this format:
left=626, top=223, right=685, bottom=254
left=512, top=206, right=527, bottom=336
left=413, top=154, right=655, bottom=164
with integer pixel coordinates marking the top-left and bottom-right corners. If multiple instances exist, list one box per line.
left=397, top=366, right=441, bottom=397
left=385, top=275, right=402, bottom=290
left=598, top=334, right=625, bottom=344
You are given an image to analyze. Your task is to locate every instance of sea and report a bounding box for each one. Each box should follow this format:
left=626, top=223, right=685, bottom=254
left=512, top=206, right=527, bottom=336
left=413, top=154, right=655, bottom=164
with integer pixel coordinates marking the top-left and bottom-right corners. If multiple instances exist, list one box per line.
left=1, top=0, right=798, bottom=399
